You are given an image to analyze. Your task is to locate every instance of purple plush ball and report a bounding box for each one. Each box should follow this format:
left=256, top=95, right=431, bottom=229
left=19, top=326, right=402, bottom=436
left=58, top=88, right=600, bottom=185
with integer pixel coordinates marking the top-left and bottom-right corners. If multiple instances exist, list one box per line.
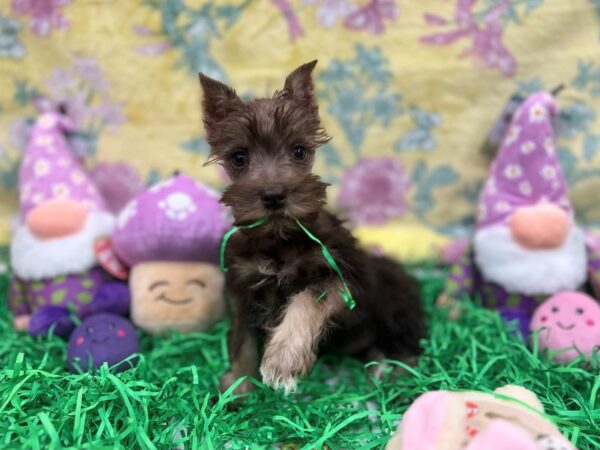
left=67, top=313, right=139, bottom=373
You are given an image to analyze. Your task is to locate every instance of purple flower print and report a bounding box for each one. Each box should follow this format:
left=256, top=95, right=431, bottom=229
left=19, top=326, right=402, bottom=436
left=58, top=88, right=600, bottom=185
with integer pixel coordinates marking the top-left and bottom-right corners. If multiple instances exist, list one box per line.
left=338, top=157, right=411, bottom=226
left=11, top=0, right=70, bottom=37
left=272, top=0, right=304, bottom=41
left=421, top=0, right=516, bottom=77
left=43, top=57, right=124, bottom=132
left=133, top=41, right=172, bottom=56
left=344, top=0, right=398, bottom=34
left=305, top=0, right=397, bottom=33
left=91, top=162, right=145, bottom=214
left=304, top=0, right=355, bottom=28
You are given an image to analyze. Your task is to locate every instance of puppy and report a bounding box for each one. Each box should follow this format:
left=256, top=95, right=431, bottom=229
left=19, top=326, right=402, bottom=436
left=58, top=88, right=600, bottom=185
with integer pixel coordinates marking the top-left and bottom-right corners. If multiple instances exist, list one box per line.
left=199, top=61, right=424, bottom=394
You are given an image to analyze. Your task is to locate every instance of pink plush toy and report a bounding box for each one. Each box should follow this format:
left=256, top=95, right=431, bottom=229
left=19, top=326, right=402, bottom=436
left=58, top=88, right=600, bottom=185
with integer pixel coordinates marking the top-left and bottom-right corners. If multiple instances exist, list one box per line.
left=530, top=292, right=600, bottom=363
left=386, top=385, right=576, bottom=450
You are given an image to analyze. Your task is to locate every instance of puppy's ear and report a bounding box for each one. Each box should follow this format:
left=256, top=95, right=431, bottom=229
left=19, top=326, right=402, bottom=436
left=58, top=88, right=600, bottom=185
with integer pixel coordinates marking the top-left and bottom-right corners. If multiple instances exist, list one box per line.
left=199, top=73, right=241, bottom=138
left=283, top=60, right=318, bottom=109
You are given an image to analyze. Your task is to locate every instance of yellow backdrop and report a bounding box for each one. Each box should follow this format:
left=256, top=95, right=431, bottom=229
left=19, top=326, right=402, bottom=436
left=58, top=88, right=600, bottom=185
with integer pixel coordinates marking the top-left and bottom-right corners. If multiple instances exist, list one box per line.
left=1, top=0, right=600, bottom=259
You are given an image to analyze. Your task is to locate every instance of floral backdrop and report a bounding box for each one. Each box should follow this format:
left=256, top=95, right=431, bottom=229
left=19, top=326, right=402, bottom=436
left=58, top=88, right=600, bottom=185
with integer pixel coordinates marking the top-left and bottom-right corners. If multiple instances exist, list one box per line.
left=1, top=0, right=600, bottom=259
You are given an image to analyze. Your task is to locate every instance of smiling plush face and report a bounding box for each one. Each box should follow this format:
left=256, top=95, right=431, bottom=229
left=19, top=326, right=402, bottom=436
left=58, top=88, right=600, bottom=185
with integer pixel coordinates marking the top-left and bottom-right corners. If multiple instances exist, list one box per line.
left=129, top=261, right=225, bottom=335
left=530, top=292, right=600, bottom=363
left=67, top=313, right=139, bottom=373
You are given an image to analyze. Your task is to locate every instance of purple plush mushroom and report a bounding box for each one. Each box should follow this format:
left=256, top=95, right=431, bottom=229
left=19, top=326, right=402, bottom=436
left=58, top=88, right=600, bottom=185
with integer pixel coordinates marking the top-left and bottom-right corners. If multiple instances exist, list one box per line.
left=112, top=174, right=231, bottom=335
left=67, top=313, right=139, bottom=373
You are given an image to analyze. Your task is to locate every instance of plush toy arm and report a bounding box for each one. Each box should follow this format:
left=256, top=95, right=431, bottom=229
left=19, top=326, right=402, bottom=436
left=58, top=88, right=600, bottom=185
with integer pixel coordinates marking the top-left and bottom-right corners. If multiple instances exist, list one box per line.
left=89, top=282, right=130, bottom=317
left=8, top=277, right=30, bottom=316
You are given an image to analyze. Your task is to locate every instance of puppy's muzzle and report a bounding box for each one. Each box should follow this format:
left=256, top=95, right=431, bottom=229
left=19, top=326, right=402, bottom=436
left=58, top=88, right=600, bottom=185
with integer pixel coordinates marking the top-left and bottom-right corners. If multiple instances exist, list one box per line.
left=261, top=185, right=287, bottom=210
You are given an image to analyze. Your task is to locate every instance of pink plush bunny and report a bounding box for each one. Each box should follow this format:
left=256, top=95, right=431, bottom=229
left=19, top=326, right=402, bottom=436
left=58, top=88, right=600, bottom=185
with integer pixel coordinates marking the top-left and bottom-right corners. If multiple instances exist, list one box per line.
left=386, top=385, right=575, bottom=450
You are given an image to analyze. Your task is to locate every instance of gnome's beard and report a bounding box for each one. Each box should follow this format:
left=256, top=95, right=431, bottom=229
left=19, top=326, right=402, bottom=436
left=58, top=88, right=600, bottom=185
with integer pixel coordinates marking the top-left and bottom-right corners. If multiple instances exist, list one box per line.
left=11, top=211, right=115, bottom=280
left=474, top=225, right=587, bottom=295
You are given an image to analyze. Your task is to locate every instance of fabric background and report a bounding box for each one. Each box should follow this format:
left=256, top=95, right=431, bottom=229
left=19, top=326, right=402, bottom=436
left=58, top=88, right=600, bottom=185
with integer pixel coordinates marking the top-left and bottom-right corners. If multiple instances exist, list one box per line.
left=1, top=0, right=600, bottom=259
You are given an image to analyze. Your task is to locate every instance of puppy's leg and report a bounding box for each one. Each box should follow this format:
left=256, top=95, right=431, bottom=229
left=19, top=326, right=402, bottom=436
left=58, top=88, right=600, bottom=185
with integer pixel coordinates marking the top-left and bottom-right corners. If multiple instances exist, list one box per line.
left=220, top=304, right=259, bottom=395
left=260, top=286, right=344, bottom=393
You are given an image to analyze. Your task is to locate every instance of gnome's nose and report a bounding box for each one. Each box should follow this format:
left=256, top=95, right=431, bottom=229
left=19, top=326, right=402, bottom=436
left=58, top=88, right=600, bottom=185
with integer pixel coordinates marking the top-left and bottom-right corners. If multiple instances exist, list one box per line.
left=26, top=198, right=88, bottom=239
left=509, top=204, right=570, bottom=250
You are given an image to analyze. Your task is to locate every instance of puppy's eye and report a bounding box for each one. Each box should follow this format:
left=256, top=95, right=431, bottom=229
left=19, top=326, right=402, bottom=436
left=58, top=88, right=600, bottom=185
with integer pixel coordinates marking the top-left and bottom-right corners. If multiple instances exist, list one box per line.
left=292, top=145, right=306, bottom=161
left=231, top=150, right=249, bottom=168
left=576, top=307, right=584, bottom=315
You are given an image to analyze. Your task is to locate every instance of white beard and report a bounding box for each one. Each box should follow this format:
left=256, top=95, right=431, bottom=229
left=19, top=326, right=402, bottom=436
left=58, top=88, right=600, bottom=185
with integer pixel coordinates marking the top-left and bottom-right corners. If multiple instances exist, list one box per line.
left=473, top=224, right=587, bottom=295
left=11, top=211, right=115, bottom=280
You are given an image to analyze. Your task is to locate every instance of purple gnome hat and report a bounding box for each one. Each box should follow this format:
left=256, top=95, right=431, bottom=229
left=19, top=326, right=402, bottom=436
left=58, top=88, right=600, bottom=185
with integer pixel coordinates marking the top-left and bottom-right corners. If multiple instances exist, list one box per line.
left=18, top=112, right=109, bottom=221
left=476, top=92, right=572, bottom=230
left=113, top=174, right=231, bottom=266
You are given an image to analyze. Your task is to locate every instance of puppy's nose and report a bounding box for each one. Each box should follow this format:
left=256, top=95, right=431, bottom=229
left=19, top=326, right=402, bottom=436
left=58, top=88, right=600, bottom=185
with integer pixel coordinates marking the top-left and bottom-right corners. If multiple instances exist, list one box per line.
left=261, top=185, right=287, bottom=210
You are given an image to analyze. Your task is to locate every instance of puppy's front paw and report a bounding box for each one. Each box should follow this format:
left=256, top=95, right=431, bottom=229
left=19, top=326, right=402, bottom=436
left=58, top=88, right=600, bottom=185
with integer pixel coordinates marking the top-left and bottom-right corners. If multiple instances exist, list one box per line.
left=219, top=371, right=256, bottom=395
left=260, top=342, right=316, bottom=394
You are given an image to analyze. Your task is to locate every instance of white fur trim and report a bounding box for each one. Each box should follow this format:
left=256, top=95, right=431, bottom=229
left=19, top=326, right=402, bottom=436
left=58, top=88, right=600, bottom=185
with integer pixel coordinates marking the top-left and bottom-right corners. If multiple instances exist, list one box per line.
left=474, top=225, right=587, bottom=295
left=10, top=211, right=115, bottom=280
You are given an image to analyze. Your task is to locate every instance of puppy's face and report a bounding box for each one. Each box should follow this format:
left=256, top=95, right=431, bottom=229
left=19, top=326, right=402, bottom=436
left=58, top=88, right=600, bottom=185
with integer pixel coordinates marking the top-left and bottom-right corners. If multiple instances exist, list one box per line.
left=199, top=61, right=330, bottom=228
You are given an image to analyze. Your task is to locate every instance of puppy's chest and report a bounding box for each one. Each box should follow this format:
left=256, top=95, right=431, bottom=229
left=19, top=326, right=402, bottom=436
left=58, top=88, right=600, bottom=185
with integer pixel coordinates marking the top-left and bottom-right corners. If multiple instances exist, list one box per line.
left=236, top=253, right=304, bottom=290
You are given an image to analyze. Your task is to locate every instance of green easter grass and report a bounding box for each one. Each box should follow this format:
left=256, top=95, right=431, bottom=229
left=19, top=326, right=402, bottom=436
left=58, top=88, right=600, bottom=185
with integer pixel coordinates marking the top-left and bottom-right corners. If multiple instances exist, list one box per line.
left=0, top=251, right=599, bottom=449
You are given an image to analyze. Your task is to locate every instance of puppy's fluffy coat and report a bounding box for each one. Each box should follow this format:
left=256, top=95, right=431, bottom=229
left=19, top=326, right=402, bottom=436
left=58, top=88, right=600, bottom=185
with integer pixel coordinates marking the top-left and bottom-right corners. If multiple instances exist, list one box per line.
left=199, top=61, right=424, bottom=394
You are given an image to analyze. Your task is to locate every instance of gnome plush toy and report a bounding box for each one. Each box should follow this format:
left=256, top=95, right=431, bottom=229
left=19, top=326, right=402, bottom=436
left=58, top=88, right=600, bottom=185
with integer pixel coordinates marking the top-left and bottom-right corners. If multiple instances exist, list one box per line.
left=386, top=385, right=575, bottom=450
left=112, top=174, right=230, bottom=335
left=441, top=92, right=600, bottom=336
left=9, top=111, right=116, bottom=336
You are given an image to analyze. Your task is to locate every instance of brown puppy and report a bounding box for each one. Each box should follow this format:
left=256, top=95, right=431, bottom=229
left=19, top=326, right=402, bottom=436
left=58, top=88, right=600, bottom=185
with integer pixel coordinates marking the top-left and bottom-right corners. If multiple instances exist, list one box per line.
left=199, top=61, right=424, bottom=394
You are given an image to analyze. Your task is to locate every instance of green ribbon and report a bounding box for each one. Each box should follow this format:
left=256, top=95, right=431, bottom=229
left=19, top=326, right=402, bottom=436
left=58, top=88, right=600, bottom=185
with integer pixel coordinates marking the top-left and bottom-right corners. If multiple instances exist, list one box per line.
left=220, top=217, right=267, bottom=273
left=219, top=217, right=356, bottom=310
left=293, top=219, right=356, bottom=310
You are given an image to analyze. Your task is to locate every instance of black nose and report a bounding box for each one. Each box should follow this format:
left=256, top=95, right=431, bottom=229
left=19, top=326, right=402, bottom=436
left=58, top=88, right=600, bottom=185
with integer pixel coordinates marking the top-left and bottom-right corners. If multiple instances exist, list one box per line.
left=261, top=185, right=287, bottom=210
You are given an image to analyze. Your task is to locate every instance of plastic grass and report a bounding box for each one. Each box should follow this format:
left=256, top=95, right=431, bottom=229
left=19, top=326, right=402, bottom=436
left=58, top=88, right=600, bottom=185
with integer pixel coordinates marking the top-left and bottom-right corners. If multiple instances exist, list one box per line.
left=0, top=254, right=599, bottom=449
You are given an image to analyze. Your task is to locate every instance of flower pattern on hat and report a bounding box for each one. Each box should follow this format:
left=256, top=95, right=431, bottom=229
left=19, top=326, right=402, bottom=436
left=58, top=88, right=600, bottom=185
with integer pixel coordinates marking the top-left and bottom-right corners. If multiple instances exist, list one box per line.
left=18, top=112, right=108, bottom=220
left=477, top=92, right=571, bottom=229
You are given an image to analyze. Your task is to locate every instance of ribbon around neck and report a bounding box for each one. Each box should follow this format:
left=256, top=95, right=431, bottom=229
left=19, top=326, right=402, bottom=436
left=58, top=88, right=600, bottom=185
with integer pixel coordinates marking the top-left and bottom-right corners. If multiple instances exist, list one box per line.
left=219, top=216, right=356, bottom=310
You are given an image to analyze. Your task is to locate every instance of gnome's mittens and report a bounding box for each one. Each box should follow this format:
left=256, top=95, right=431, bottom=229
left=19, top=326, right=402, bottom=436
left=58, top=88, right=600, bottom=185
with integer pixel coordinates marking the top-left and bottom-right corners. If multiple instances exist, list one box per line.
left=13, top=315, right=31, bottom=332
left=29, top=306, right=77, bottom=338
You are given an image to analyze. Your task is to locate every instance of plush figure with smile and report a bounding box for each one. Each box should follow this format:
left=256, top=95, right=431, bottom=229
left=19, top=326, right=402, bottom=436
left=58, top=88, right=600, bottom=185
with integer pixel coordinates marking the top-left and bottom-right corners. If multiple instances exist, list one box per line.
left=112, top=174, right=230, bottom=335
left=440, top=92, right=600, bottom=336
left=67, top=313, right=139, bottom=373
left=386, top=385, right=576, bottom=450
left=9, top=111, right=116, bottom=337
left=530, top=292, right=600, bottom=363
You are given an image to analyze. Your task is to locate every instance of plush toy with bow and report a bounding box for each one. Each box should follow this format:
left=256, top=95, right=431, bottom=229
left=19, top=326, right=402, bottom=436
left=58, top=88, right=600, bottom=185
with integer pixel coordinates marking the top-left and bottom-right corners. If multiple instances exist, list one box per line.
left=112, top=174, right=231, bottom=335
left=9, top=111, right=118, bottom=337
left=386, top=385, right=575, bottom=450
left=440, top=92, right=600, bottom=336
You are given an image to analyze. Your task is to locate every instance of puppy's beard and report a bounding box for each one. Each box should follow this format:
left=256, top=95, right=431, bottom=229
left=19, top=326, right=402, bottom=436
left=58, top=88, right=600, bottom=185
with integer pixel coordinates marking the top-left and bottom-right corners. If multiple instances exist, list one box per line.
left=11, top=211, right=115, bottom=280
left=473, top=224, right=587, bottom=295
left=222, top=175, right=327, bottom=229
